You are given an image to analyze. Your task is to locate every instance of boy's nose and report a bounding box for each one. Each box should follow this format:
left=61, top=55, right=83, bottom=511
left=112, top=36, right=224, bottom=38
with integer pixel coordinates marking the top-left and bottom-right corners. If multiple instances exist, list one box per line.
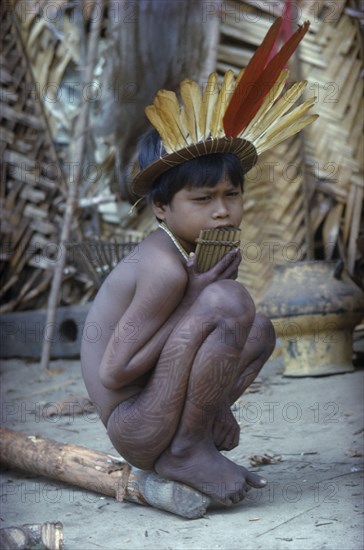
left=212, top=199, right=229, bottom=218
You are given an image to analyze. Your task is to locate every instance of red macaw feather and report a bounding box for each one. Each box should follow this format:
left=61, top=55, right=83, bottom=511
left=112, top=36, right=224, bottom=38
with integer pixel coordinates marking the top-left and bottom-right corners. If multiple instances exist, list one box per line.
left=223, top=17, right=283, bottom=137
left=224, top=20, right=310, bottom=138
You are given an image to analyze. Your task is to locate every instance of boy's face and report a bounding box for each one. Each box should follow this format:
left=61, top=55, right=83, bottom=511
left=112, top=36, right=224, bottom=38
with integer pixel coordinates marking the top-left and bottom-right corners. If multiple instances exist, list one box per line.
left=153, top=176, right=244, bottom=253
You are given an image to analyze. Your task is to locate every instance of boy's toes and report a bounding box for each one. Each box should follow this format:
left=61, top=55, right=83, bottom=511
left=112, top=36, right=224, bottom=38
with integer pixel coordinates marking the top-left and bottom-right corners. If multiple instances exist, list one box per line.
left=246, top=471, right=267, bottom=489
left=223, top=495, right=234, bottom=506
left=223, top=483, right=247, bottom=505
left=232, top=482, right=250, bottom=504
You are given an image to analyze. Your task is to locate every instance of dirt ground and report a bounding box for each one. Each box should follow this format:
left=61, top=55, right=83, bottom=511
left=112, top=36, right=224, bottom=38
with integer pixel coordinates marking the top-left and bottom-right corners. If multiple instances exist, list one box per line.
left=0, top=353, right=363, bottom=550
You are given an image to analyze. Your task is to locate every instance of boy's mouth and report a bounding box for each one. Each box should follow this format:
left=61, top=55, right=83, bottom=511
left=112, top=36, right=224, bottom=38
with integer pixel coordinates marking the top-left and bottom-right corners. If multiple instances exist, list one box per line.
left=213, top=224, right=236, bottom=229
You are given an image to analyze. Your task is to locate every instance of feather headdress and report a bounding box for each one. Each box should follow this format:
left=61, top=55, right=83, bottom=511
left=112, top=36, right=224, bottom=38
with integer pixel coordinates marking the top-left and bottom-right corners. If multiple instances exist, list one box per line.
left=132, top=17, right=318, bottom=196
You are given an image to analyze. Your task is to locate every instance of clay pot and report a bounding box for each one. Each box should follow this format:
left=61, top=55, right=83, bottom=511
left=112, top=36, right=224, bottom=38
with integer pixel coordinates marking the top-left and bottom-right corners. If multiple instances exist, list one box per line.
left=260, top=261, right=364, bottom=376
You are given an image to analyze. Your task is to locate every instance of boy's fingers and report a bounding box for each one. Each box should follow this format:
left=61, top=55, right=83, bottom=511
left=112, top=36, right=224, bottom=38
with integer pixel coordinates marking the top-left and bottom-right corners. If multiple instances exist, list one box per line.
left=210, top=248, right=240, bottom=276
left=187, top=252, right=197, bottom=271
left=246, top=471, right=267, bottom=489
left=220, top=261, right=239, bottom=278
left=223, top=249, right=241, bottom=271
left=218, top=252, right=241, bottom=279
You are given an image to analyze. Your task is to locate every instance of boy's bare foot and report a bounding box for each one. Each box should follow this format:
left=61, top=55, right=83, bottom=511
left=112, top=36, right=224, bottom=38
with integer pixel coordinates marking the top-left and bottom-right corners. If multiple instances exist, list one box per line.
left=154, top=440, right=266, bottom=505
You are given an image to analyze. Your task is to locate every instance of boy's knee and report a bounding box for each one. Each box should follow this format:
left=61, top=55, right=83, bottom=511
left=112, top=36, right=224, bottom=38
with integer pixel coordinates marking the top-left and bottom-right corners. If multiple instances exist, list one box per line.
left=249, top=313, right=276, bottom=357
left=199, top=280, right=255, bottom=324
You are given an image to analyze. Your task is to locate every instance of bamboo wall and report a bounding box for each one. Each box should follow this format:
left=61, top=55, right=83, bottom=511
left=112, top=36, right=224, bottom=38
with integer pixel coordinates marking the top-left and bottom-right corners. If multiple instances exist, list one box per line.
left=217, top=0, right=363, bottom=302
left=1, top=0, right=363, bottom=312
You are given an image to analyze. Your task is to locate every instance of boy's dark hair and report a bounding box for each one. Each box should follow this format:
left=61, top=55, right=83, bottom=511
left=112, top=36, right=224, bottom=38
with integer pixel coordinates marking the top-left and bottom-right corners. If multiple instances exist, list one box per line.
left=138, top=128, right=245, bottom=205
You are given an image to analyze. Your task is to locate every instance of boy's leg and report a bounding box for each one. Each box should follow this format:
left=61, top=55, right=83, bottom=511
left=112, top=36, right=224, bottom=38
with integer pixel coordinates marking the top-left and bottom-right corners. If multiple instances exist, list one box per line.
left=212, top=312, right=276, bottom=450
left=108, top=279, right=252, bottom=468
left=154, top=307, right=273, bottom=504
left=229, top=312, right=276, bottom=403
left=107, top=280, right=267, bottom=504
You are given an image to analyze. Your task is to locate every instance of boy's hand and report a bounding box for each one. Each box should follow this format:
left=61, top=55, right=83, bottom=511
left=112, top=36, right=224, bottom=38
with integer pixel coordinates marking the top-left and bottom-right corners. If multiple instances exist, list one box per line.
left=185, top=248, right=242, bottom=301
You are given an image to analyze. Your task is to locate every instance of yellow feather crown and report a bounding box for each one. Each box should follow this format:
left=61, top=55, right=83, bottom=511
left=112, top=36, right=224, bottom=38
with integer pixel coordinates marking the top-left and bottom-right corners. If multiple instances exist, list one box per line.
left=132, top=19, right=318, bottom=197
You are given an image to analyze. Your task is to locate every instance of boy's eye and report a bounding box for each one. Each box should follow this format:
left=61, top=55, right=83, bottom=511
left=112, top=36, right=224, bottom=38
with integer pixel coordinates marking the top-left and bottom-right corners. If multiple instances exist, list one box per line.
left=192, top=196, right=210, bottom=201
left=227, top=191, right=240, bottom=197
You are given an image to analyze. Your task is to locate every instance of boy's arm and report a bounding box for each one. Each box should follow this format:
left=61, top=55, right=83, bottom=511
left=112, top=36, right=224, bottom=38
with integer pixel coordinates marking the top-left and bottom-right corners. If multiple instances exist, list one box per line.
left=100, top=248, right=241, bottom=390
left=99, top=256, right=189, bottom=390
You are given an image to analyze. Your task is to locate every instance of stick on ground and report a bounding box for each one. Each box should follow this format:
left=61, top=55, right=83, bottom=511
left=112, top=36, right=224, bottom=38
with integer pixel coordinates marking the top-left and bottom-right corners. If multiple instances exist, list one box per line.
left=0, top=428, right=210, bottom=519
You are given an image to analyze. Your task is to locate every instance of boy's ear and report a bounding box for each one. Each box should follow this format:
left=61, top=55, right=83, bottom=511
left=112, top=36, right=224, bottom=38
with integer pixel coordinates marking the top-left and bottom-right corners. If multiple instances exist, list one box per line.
left=152, top=200, right=168, bottom=220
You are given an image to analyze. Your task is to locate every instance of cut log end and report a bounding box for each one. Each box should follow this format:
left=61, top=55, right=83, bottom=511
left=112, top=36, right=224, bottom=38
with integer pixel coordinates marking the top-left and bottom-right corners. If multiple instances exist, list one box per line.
left=0, top=522, right=64, bottom=550
left=129, top=470, right=210, bottom=519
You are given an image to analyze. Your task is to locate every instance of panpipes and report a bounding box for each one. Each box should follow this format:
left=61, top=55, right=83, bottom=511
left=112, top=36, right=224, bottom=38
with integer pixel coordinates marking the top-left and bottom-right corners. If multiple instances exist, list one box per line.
left=195, top=227, right=241, bottom=272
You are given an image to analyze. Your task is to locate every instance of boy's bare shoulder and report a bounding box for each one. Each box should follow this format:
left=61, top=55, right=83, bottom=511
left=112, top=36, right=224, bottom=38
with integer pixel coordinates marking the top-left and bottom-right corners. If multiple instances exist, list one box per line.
left=98, top=230, right=187, bottom=302
left=136, top=230, right=188, bottom=285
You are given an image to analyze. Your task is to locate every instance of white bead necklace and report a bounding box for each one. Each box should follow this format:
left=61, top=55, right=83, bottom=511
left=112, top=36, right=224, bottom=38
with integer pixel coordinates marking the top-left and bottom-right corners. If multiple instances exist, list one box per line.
left=158, top=222, right=189, bottom=262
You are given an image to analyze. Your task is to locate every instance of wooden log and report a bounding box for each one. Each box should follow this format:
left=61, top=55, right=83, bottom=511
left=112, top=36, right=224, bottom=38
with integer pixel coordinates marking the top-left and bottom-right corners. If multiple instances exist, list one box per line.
left=0, top=428, right=210, bottom=519
left=0, top=522, right=63, bottom=550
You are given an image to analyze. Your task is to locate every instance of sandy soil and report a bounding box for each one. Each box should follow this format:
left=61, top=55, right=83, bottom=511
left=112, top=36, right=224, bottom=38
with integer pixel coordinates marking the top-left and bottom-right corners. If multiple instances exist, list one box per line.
left=0, top=355, right=363, bottom=550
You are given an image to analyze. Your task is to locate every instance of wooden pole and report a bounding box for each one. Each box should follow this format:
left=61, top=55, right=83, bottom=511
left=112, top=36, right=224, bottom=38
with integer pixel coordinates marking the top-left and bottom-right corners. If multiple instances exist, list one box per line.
left=40, top=1, right=104, bottom=369
left=0, top=428, right=210, bottom=519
